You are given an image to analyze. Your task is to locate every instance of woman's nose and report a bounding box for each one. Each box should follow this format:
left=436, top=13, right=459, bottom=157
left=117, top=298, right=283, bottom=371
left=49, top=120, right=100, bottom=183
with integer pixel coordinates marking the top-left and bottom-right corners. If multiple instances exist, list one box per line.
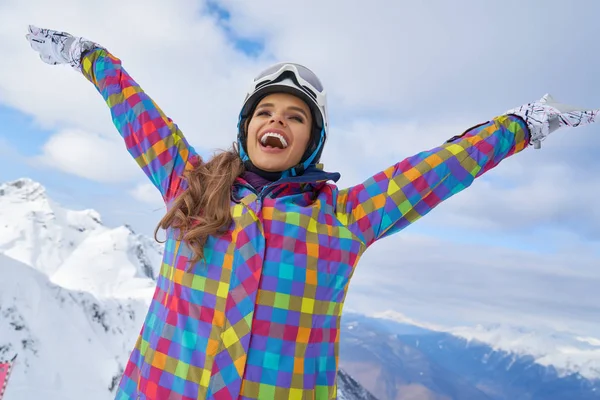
left=270, top=114, right=286, bottom=126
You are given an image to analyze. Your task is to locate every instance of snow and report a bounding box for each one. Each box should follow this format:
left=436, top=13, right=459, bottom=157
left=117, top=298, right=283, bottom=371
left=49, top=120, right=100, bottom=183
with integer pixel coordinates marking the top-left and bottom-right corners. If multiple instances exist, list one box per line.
left=0, top=178, right=163, bottom=298
left=375, top=309, right=600, bottom=380
left=0, top=178, right=105, bottom=276
left=0, top=253, right=149, bottom=400
left=51, top=225, right=162, bottom=299
left=336, top=369, right=377, bottom=400
left=450, top=324, right=600, bottom=380
left=0, top=178, right=161, bottom=399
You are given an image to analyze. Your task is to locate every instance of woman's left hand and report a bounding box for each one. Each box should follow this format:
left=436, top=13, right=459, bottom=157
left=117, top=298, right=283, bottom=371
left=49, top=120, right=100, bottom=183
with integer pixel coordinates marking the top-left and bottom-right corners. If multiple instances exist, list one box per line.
left=505, top=94, right=599, bottom=149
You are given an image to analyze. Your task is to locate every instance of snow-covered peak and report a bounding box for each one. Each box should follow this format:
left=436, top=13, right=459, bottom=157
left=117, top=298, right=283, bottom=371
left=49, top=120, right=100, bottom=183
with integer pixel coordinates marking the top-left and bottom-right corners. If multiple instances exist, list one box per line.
left=63, top=207, right=103, bottom=230
left=372, top=309, right=600, bottom=380
left=450, top=323, right=600, bottom=380
left=0, top=178, right=161, bottom=283
left=0, top=178, right=47, bottom=203
left=337, top=370, right=378, bottom=400
left=0, top=253, right=151, bottom=400
left=51, top=225, right=162, bottom=299
left=0, top=179, right=102, bottom=275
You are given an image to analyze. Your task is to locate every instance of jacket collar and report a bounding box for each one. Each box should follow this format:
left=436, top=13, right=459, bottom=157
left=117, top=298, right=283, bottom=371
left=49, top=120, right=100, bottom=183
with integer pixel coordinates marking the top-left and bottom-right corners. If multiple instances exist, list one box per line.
left=233, top=164, right=340, bottom=201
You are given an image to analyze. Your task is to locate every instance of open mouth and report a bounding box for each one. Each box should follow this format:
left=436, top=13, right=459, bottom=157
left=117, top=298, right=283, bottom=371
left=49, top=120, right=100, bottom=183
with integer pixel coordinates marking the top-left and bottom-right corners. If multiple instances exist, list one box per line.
left=259, top=132, right=289, bottom=149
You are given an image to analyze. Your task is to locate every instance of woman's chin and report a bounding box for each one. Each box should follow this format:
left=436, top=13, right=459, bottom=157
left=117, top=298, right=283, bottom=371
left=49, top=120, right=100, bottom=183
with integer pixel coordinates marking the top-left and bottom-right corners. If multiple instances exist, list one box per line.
left=250, top=158, right=293, bottom=173
left=253, top=164, right=286, bottom=172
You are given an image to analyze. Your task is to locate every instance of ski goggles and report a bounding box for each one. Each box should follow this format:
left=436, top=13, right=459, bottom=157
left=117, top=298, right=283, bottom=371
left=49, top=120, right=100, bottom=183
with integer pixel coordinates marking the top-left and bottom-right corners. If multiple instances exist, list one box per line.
left=249, top=62, right=328, bottom=129
left=254, top=63, right=324, bottom=94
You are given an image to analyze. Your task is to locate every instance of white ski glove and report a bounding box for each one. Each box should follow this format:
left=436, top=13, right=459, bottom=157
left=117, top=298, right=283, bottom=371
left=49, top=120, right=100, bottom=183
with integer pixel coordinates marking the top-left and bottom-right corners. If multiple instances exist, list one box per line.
left=25, top=25, right=100, bottom=70
left=505, top=94, right=599, bottom=149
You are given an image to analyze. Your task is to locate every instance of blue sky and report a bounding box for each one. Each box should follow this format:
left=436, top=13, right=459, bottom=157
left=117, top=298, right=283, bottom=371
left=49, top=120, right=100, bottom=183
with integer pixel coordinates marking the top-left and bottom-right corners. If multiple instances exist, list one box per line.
left=1, top=0, right=600, bottom=342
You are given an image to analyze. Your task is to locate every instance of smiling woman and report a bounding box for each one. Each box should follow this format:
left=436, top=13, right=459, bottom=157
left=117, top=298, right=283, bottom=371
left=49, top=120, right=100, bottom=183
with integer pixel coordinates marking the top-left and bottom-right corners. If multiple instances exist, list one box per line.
left=25, top=24, right=600, bottom=400
left=246, top=93, right=313, bottom=172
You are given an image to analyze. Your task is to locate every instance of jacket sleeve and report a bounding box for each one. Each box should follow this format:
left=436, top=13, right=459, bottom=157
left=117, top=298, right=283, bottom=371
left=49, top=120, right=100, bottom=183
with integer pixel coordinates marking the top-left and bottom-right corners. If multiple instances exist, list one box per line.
left=80, top=48, right=197, bottom=202
left=335, top=114, right=529, bottom=247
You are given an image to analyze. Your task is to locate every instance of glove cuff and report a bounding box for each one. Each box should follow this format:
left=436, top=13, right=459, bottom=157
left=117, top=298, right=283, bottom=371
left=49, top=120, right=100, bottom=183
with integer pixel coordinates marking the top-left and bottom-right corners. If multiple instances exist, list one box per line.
left=67, top=37, right=102, bottom=71
left=504, top=106, right=550, bottom=149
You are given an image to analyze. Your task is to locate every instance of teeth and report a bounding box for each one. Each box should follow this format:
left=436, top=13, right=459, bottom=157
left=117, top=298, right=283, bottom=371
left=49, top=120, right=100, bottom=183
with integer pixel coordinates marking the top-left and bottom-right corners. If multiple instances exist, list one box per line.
left=260, top=132, right=288, bottom=148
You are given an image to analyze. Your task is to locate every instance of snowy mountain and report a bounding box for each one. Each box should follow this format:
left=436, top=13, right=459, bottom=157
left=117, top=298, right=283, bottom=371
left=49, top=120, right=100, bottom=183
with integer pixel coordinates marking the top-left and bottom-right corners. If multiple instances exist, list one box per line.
left=0, top=178, right=163, bottom=287
left=0, top=178, right=376, bottom=400
left=337, top=369, right=379, bottom=400
left=339, top=313, right=600, bottom=400
left=449, top=323, right=600, bottom=381
left=0, top=253, right=149, bottom=400
left=373, top=310, right=600, bottom=381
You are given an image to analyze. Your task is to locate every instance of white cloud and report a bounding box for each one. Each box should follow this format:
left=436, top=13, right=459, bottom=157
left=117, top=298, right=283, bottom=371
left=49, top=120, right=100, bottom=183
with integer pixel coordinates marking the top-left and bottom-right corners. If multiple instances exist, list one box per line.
left=216, top=0, right=600, bottom=116
left=418, top=142, right=600, bottom=237
left=346, top=231, right=600, bottom=338
left=33, top=129, right=141, bottom=183
left=129, top=183, right=164, bottom=207
left=0, top=0, right=262, bottom=176
left=2, top=0, right=600, bottom=195
left=577, top=337, right=600, bottom=347
left=322, top=117, right=473, bottom=188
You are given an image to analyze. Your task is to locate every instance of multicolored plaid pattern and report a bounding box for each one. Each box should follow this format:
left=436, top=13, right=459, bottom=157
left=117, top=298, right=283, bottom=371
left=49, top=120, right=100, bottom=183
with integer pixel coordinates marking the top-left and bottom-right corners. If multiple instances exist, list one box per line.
left=81, top=48, right=529, bottom=400
left=0, top=355, right=16, bottom=400
left=81, top=49, right=196, bottom=202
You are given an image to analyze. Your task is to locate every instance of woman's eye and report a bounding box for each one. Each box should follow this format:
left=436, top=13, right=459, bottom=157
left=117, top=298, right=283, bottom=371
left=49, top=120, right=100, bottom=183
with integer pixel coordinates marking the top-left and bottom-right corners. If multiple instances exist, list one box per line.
left=256, top=110, right=270, bottom=117
left=290, top=115, right=304, bottom=123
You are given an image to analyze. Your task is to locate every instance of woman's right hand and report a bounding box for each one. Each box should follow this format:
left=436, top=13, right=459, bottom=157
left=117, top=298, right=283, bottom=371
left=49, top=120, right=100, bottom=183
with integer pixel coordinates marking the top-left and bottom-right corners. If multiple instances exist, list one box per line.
left=25, top=25, right=98, bottom=70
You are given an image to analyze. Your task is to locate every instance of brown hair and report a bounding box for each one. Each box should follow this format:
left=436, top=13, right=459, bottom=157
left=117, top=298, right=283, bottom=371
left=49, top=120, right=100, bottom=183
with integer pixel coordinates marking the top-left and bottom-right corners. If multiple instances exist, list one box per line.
left=154, top=145, right=245, bottom=265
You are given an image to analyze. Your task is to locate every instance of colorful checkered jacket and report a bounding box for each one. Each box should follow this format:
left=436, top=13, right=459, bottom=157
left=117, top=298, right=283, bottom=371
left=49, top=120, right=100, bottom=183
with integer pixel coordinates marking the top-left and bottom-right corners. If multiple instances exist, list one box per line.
left=81, top=48, right=530, bottom=400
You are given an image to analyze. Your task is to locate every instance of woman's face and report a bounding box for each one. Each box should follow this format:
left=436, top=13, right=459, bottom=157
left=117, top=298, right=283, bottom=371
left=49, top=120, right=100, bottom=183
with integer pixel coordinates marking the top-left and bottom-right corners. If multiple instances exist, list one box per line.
left=246, top=92, right=312, bottom=172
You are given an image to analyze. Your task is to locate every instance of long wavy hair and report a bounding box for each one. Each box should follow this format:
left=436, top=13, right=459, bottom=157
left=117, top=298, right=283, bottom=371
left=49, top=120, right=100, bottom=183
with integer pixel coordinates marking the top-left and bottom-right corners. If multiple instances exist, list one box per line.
left=154, top=144, right=245, bottom=265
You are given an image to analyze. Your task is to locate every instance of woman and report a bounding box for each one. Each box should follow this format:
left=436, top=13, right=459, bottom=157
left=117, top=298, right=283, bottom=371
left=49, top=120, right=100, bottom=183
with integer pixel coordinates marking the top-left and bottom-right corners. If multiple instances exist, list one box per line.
left=26, top=25, right=598, bottom=400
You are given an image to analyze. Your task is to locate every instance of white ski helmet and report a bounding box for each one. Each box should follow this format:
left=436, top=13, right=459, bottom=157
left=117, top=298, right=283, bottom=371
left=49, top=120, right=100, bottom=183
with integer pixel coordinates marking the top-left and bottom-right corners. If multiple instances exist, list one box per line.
left=237, top=62, right=328, bottom=177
